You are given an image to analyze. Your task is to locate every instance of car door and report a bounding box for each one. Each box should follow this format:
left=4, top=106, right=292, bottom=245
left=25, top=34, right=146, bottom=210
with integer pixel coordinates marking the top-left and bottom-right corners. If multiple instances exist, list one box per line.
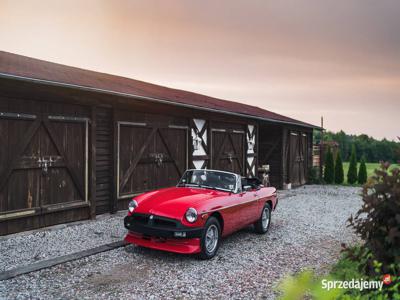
left=237, top=187, right=260, bottom=224
left=217, top=187, right=255, bottom=235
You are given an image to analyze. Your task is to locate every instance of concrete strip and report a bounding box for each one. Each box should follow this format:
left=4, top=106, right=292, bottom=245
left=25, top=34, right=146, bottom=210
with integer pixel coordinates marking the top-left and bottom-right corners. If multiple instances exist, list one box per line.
left=0, top=240, right=126, bottom=281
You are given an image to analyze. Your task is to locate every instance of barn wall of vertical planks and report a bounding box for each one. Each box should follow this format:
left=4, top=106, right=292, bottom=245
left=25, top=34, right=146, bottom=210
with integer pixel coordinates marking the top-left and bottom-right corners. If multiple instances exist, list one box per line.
left=0, top=51, right=318, bottom=235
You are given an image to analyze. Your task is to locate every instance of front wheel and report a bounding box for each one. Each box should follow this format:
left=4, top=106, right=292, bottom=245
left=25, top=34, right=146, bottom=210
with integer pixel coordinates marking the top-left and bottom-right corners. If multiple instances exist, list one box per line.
left=198, top=217, right=221, bottom=260
left=254, top=203, right=271, bottom=234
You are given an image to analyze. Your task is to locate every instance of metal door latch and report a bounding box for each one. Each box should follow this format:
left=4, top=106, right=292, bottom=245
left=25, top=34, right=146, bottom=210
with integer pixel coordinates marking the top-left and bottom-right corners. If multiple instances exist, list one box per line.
left=37, top=156, right=55, bottom=174
left=149, top=153, right=165, bottom=167
left=225, top=152, right=234, bottom=163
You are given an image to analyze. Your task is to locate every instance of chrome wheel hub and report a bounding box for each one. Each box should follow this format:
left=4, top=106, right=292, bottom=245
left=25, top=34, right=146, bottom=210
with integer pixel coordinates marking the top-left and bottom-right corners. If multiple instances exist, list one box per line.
left=262, top=207, right=270, bottom=229
left=205, top=224, right=218, bottom=253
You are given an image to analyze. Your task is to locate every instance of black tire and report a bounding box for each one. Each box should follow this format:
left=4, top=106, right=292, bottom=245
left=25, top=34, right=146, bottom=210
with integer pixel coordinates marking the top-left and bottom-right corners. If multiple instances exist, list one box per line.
left=254, top=203, right=272, bottom=234
left=198, top=216, right=221, bottom=260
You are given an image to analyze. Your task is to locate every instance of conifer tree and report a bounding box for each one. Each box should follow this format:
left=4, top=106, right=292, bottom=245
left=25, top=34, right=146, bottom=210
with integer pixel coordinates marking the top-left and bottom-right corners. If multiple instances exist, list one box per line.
left=347, top=145, right=358, bottom=184
left=324, top=147, right=335, bottom=184
left=334, top=152, right=344, bottom=184
left=358, top=156, right=367, bottom=184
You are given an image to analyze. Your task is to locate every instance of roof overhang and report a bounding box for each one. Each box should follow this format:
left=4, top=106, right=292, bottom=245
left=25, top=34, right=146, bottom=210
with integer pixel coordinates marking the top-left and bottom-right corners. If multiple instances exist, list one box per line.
left=0, top=72, right=321, bottom=130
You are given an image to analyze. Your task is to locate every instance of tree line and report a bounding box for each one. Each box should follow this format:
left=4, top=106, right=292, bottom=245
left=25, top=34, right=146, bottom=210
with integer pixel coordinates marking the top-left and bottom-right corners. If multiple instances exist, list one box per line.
left=314, top=130, right=400, bottom=163
left=323, top=145, right=367, bottom=185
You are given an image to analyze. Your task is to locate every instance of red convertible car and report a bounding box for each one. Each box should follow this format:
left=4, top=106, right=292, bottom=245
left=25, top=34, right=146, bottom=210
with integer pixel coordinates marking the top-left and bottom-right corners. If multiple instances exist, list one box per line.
left=124, top=169, right=278, bottom=259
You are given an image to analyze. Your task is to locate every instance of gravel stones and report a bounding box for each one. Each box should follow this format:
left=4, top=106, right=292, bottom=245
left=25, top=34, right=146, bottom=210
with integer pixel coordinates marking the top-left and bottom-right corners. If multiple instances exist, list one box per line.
left=0, top=211, right=127, bottom=272
left=0, top=185, right=362, bottom=299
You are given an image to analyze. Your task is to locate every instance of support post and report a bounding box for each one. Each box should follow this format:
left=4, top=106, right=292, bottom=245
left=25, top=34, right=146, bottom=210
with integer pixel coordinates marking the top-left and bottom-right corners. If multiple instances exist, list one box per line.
left=90, top=106, right=97, bottom=219
left=319, top=116, right=324, bottom=181
left=281, top=126, right=288, bottom=189
left=111, top=108, right=118, bottom=213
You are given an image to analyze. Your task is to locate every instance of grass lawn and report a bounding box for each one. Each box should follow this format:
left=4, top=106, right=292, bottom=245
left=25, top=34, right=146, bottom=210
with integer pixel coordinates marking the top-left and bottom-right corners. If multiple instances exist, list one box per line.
left=342, top=162, right=399, bottom=184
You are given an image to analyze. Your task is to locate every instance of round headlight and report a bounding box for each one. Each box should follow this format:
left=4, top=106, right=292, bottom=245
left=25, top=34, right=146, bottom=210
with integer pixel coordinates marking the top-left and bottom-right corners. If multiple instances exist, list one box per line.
left=128, top=199, right=138, bottom=213
left=185, top=207, right=198, bottom=223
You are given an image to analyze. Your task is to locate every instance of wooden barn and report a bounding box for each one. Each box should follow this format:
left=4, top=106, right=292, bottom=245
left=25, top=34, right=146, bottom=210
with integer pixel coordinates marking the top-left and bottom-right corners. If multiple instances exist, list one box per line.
left=0, top=51, right=318, bottom=235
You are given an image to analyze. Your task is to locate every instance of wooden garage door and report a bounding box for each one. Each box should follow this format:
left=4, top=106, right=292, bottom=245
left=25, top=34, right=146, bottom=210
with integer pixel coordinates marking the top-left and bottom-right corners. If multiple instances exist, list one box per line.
left=117, top=122, right=188, bottom=199
left=211, top=129, right=245, bottom=175
left=289, top=132, right=307, bottom=186
left=0, top=112, right=89, bottom=232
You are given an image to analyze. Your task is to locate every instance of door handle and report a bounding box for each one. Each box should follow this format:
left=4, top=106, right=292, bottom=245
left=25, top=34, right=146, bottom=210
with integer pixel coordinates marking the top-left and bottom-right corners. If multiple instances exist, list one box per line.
left=37, top=156, right=55, bottom=175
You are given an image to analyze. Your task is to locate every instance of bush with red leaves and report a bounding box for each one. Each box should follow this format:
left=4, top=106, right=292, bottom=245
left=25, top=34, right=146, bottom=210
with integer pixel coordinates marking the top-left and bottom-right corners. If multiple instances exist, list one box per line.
left=348, top=162, right=400, bottom=273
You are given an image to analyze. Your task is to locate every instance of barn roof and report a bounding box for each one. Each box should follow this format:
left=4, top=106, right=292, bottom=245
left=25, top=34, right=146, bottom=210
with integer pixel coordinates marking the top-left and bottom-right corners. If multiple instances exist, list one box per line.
left=0, top=51, right=318, bottom=128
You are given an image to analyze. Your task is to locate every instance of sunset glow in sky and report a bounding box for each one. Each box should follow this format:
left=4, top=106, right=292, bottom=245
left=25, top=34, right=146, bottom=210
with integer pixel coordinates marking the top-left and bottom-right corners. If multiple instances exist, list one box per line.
left=0, top=0, right=399, bottom=140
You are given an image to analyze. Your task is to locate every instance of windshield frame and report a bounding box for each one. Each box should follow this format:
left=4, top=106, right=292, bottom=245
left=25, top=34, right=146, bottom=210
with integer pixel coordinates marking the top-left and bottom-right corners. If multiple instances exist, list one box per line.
left=177, top=169, right=240, bottom=193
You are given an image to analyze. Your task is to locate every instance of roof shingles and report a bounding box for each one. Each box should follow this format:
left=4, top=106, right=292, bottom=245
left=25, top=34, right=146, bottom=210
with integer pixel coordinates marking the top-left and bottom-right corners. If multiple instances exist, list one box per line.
left=0, top=51, right=316, bottom=128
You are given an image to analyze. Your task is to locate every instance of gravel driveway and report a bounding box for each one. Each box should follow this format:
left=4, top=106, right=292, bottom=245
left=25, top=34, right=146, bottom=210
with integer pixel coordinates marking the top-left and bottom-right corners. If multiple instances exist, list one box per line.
left=0, top=212, right=127, bottom=272
left=0, top=185, right=361, bottom=299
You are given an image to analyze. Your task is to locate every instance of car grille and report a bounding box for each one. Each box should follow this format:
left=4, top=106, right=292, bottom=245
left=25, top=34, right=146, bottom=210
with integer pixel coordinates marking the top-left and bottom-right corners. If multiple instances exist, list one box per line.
left=131, top=214, right=148, bottom=225
left=131, top=213, right=178, bottom=228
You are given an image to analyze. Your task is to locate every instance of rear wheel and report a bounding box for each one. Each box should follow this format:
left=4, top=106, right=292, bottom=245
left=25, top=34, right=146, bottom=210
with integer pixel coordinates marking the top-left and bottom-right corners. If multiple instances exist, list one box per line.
left=198, top=217, right=221, bottom=260
left=254, top=203, right=271, bottom=234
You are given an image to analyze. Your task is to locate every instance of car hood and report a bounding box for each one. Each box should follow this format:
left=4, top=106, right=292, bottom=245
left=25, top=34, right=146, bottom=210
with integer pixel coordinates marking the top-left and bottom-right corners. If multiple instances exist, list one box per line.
left=134, top=187, right=228, bottom=220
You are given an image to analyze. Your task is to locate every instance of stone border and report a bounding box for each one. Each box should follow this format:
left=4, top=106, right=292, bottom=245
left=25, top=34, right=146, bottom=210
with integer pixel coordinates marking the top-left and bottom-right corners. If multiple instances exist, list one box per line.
left=0, top=241, right=126, bottom=281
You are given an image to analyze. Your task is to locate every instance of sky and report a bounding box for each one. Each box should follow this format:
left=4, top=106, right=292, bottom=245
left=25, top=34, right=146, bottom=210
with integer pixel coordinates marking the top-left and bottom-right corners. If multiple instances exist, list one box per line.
left=0, top=0, right=399, bottom=140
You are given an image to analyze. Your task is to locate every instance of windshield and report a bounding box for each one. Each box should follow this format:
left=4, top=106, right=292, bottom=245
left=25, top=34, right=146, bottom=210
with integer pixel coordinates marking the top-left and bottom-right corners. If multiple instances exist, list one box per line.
left=177, top=170, right=237, bottom=192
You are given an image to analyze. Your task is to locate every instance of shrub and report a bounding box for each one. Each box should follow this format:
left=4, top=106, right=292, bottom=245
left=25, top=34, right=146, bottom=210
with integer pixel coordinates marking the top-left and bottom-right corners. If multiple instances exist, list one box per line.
left=396, top=136, right=400, bottom=163
left=347, top=145, right=358, bottom=184
left=323, top=147, right=334, bottom=184
left=348, top=162, right=400, bottom=272
left=334, top=152, right=344, bottom=184
left=277, top=270, right=342, bottom=300
left=278, top=161, right=400, bottom=300
left=339, top=246, right=400, bottom=299
left=278, top=247, right=400, bottom=300
left=308, top=167, right=321, bottom=184
left=357, top=157, right=367, bottom=184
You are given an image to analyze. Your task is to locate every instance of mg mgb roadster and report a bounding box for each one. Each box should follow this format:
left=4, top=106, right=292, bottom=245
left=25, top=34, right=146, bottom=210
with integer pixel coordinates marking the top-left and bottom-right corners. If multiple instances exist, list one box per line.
left=124, top=169, right=278, bottom=259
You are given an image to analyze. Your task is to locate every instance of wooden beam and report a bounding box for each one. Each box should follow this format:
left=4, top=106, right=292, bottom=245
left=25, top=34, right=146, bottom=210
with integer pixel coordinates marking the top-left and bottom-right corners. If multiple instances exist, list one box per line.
left=90, top=107, right=97, bottom=219
left=281, top=127, right=288, bottom=188
left=255, top=123, right=259, bottom=176
left=0, top=241, right=126, bottom=281
left=192, top=155, right=210, bottom=160
left=112, top=108, right=118, bottom=213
